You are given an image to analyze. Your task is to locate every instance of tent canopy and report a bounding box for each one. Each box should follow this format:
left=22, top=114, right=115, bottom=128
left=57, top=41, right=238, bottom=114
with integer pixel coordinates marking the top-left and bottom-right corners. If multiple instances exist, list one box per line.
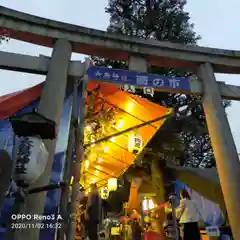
left=82, top=82, right=171, bottom=189
left=0, top=81, right=171, bottom=190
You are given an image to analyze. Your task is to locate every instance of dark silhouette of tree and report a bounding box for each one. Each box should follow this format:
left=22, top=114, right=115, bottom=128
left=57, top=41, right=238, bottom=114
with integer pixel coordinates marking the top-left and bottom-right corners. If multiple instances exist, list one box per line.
left=92, top=0, right=231, bottom=168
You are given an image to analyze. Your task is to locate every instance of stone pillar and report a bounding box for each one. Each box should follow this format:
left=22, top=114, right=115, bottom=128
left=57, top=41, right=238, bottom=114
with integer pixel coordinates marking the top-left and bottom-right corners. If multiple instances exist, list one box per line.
left=197, top=62, right=240, bottom=240
left=129, top=55, right=148, bottom=72
left=15, top=39, right=72, bottom=240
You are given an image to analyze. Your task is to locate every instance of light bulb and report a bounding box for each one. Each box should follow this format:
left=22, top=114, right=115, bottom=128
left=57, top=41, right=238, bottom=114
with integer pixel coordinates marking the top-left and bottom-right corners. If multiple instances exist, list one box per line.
left=103, top=146, right=109, bottom=152
left=149, top=199, right=155, bottom=210
left=127, top=102, right=134, bottom=112
left=85, top=160, right=89, bottom=168
left=117, top=119, right=124, bottom=129
left=86, top=125, right=92, bottom=131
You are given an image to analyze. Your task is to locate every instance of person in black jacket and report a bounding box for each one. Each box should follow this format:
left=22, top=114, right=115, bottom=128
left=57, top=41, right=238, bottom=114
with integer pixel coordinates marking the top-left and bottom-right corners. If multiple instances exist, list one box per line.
left=86, top=184, right=101, bottom=240
left=131, top=218, right=142, bottom=240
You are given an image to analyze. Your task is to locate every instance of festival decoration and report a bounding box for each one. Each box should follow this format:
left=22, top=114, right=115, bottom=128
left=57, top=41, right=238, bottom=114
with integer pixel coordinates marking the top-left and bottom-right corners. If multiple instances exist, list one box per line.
left=12, top=136, right=49, bottom=186
left=100, top=187, right=109, bottom=199
left=108, top=178, right=118, bottom=192
left=128, top=133, right=143, bottom=154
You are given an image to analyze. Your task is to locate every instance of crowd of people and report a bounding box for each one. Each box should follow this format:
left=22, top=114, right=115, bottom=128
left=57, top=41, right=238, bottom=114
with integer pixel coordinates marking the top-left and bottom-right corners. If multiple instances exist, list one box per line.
left=78, top=185, right=204, bottom=240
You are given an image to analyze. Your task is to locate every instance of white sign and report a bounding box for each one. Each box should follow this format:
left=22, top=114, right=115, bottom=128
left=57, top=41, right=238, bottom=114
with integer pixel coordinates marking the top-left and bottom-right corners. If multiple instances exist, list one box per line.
left=143, top=87, right=154, bottom=97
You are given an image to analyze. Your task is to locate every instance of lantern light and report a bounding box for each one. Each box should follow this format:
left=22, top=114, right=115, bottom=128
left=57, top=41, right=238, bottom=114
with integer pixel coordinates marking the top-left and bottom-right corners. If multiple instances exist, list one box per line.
left=128, top=133, right=143, bottom=154
left=97, top=157, right=103, bottom=163
left=148, top=199, right=155, bottom=209
left=85, top=160, right=89, bottom=168
left=127, top=102, right=134, bottom=112
left=142, top=198, right=155, bottom=211
left=101, top=187, right=109, bottom=200
left=116, top=119, right=124, bottom=129
left=86, top=125, right=92, bottom=131
left=108, top=177, right=118, bottom=192
left=103, top=146, right=109, bottom=153
left=90, top=178, right=96, bottom=184
left=110, top=137, right=116, bottom=142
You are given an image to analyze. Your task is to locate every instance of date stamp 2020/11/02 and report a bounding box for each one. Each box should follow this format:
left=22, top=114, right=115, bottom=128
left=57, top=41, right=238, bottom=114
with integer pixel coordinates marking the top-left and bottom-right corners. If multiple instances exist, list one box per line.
left=11, top=222, right=62, bottom=229
left=11, top=214, right=63, bottom=229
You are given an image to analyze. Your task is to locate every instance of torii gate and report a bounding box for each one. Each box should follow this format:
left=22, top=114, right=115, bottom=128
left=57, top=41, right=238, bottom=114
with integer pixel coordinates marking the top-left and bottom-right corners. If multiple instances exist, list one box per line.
left=0, top=6, right=240, bottom=240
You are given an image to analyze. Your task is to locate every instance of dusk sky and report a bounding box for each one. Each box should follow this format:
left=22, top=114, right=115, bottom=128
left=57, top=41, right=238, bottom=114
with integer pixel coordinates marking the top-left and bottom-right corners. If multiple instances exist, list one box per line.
left=0, top=0, right=239, bottom=153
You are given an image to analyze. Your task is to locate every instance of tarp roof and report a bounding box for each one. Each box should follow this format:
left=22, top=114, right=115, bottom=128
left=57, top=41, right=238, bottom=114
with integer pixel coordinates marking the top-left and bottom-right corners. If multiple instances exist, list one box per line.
left=82, top=82, right=171, bottom=188
left=169, top=166, right=225, bottom=211
left=0, top=82, right=171, bottom=190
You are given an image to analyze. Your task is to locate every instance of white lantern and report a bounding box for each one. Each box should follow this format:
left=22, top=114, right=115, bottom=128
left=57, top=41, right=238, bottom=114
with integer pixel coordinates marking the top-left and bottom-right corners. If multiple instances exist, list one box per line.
left=142, top=198, right=155, bottom=211
left=101, top=187, right=109, bottom=199
left=108, top=178, right=118, bottom=192
left=13, top=136, right=49, bottom=186
left=128, top=133, right=143, bottom=154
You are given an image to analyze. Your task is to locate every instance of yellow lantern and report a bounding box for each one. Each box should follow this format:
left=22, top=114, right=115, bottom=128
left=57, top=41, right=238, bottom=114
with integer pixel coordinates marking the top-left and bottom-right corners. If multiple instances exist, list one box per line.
left=101, top=187, right=109, bottom=199
left=128, top=133, right=143, bottom=154
left=108, top=177, right=118, bottom=192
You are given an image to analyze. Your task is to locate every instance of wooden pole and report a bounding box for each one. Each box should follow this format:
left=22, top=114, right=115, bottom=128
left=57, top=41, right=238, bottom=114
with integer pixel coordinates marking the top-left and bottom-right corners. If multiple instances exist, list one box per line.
left=66, top=78, right=88, bottom=240
left=57, top=78, right=78, bottom=240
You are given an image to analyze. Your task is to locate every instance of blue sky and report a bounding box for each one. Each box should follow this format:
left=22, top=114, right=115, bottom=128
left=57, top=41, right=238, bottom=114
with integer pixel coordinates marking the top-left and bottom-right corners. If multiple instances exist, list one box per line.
left=0, top=0, right=239, bottom=152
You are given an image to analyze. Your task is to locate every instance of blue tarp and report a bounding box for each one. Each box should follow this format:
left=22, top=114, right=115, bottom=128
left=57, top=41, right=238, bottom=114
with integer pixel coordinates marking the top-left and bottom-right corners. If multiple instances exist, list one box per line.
left=0, top=93, right=73, bottom=239
left=175, top=181, right=224, bottom=227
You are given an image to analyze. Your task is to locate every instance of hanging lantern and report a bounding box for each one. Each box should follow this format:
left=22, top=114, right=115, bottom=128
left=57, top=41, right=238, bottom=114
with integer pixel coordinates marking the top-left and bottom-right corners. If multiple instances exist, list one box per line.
left=108, top=178, right=118, bottom=192
left=128, top=133, right=143, bottom=154
left=142, top=198, right=155, bottom=211
left=101, top=187, right=109, bottom=200
left=12, top=136, right=49, bottom=187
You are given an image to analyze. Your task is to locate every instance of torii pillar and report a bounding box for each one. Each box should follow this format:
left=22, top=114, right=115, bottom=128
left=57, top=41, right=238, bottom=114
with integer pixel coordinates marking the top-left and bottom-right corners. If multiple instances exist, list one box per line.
left=15, top=39, right=72, bottom=240
left=198, top=62, right=240, bottom=240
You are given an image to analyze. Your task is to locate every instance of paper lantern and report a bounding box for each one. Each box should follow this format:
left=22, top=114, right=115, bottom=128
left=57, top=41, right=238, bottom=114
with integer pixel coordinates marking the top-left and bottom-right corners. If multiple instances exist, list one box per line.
left=13, top=136, right=49, bottom=186
left=101, top=187, right=109, bottom=199
left=142, top=198, right=155, bottom=211
left=108, top=178, right=118, bottom=192
left=128, top=133, right=143, bottom=154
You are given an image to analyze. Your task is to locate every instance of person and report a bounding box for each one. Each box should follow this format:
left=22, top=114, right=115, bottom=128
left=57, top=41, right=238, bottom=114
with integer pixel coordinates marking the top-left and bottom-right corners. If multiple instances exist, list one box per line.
left=131, top=218, right=142, bottom=240
left=85, top=183, right=101, bottom=240
left=177, top=189, right=201, bottom=240
left=130, top=209, right=141, bottom=222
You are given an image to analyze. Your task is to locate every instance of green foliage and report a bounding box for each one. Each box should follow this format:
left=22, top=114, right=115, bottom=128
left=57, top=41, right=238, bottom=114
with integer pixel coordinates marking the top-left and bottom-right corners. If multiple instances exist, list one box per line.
left=106, top=0, right=200, bottom=43
left=92, top=0, right=231, bottom=168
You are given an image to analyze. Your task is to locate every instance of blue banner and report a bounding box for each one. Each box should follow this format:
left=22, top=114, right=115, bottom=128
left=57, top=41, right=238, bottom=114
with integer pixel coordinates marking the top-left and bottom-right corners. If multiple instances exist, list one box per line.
left=88, top=66, right=191, bottom=91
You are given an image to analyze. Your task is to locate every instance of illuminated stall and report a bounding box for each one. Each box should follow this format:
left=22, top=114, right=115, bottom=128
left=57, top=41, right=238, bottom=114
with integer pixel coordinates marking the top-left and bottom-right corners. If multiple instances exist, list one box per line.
left=0, top=80, right=172, bottom=240
left=80, top=82, right=172, bottom=192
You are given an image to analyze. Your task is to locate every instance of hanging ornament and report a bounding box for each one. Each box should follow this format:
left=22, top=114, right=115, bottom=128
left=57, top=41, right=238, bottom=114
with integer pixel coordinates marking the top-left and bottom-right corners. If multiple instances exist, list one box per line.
left=108, top=178, right=118, bottom=192
left=101, top=187, right=109, bottom=199
left=128, top=133, right=143, bottom=154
